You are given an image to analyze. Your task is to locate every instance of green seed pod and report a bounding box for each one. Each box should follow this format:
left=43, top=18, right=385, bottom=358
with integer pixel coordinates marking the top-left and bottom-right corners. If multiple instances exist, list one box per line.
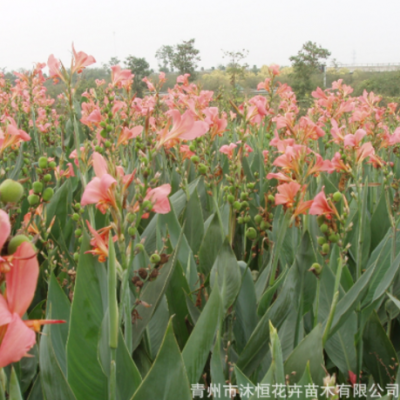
left=100, top=130, right=108, bottom=138
left=233, top=201, right=241, bottom=211
left=237, top=216, right=244, bottom=224
left=322, top=243, right=330, bottom=254
left=72, top=213, right=80, bottom=221
left=268, top=194, right=275, bottom=203
left=38, top=157, right=48, bottom=169
left=105, top=140, right=112, bottom=148
left=247, top=183, right=255, bottom=189
left=189, top=144, right=196, bottom=152
left=22, top=167, right=29, bottom=175
left=36, top=168, right=43, bottom=174
left=244, top=215, right=251, bottom=223
left=190, top=155, right=200, bottom=163
left=254, top=215, right=263, bottom=224
left=246, top=227, right=257, bottom=240
left=75, top=228, right=82, bottom=237
left=332, top=192, right=342, bottom=202
left=329, top=234, right=339, bottom=243
left=73, top=252, right=79, bottom=261
left=198, top=163, right=207, bottom=175
left=8, top=235, right=31, bottom=254
left=135, top=243, right=144, bottom=253
left=143, top=200, right=153, bottom=210
left=227, top=195, right=235, bottom=204
left=309, top=262, right=323, bottom=276
left=95, top=145, right=102, bottom=152
left=317, top=237, right=326, bottom=245
left=24, top=158, right=30, bottom=164
left=43, top=174, right=52, bottom=182
left=241, top=201, right=249, bottom=209
left=127, top=213, right=135, bottom=223
left=42, top=188, right=54, bottom=202
left=75, top=203, right=81, bottom=209
left=49, top=161, right=56, bottom=169
left=0, top=179, right=24, bottom=203
left=320, top=223, right=329, bottom=233
left=128, top=227, right=136, bottom=236
left=317, top=215, right=325, bottom=225
left=32, top=181, right=43, bottom=194
left=150, top=253, right=161, bottom=264
left=27, top=194, right=40, bottom=206
left=260, top=221, right=270, bottom=230
left=240, top=192, right=248, bottom=201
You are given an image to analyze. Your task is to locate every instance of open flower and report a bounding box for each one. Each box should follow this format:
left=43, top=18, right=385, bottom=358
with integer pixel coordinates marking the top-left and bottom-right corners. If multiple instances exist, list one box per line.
left=309, top=187, right=335, bottom=218
left=71, top=44, right=96, bottom=74
left=81, top=152, right=117, bottom=214
left=85, top=221, right=117, bottom=263
left=144, top=184, right=171, bottom=214
left=219, top=143, right=237, bottom=159
left=275, top=181, right=301, bottom=208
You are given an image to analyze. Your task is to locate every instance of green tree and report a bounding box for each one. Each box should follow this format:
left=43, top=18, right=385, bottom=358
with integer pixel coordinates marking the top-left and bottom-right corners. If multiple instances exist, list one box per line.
left=124, top=56, right=153, bottom=96
left=289, top=41, right=331, bottom=98
left=155, top=45, right=175, bottom=73
left=223, top=49, right=249, bottom=88
left=172, top=39, right=200, bottom=80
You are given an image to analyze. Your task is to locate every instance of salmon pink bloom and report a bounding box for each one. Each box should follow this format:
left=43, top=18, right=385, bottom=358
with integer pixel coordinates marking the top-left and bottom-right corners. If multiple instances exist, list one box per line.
left=307, top=154, right=334, bottom=176
left=0, top=240, right=64, bottom=368
left=47, top=54, right=64, bottom=82
left=71, top=44, right=96, bottom=74
left=158, top=72, right=166, bottom=85
left=309, top=188, right=335, bottom=218
left=142, top=77, right=156, bottom=92
left=204, top=107, right=227, bottom=138
left=144, top=184, right=171, bottom=214
left=330, top=119, right=345, bottom=144
left=275, top=181, right=301, bottom=208
left=356, top=142, right=381, bottom=166
left=117, top=126, right=143, bottom=147
left=85, top=221, right=117, bottom=263
left=156, top=110, right=208, bottom=149
left=81, top=152, right=117, bottom=214
left=262, top=150, right=269, bottom=163
left=269, top=64, right=280, bottom=76
left=0, top=118, right=31, bottom=154
left=219, top=143, right=237, bottom=159
left=331, top=152, right=351, bottom=173
left=54, top=163, right=75, bottom=180
left=180, top=145, right=195, bottom=160
left=257, top=78, right=271, bottom=91
left=267, top=172, right=293, bottom=183
left=344, top=129, right=366, bottom=148
left=111, top=65, right=134, bottom=88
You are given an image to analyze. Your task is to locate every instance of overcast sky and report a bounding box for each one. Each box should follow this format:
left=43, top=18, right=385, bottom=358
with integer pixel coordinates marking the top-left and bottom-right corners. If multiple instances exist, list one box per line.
left=1, top=0, right=399, bottom=72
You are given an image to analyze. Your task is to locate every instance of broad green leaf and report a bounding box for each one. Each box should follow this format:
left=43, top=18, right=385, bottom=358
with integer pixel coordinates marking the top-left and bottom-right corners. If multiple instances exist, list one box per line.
left=234, top=261, right=258, bottom=353
left=66, top=232, right=108, bottom=400
left=210, top=333, right=230, bottom=400
left=98, top=310, right=142, bottom=400
left=182, top=284, right=222, bottom=384
left=15, top=345, right=38, bottom=394
left=363, top=311, right=398, bottom=387
left=131, top=320, right=192, bottom=400
left=198, top=212, right=224, bottom=276
left=40, top=326, right=76, bottom=400
left=270, top=322, right=285, bottom=386
left=131, top=233, right=182, bottom=351
left=183, top=188, right=204, bottom=254
left=210, top=238, right=241, bottom=313
left=26, top=376, right=43, bottom=400
left=284, top=325, right=325, bottom=386
left=370, top=191, right=391, bottom=251
left=45, top=273, right=71, bottom=374
left=9, top=368, right=22, bottom=400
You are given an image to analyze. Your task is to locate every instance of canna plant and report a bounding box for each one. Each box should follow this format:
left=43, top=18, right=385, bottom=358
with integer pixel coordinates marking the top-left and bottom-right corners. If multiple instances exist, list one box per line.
left=0, top=47, right=400, bottom=400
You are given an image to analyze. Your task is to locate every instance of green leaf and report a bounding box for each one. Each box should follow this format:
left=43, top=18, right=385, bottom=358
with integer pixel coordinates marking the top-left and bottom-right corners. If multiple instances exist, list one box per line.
left=234, top=261, right=258, bottom=353
left=98, top=310, right=142, bottom=400
left=210, top=332, right=230, bottom=400
left=257, top=268, right=287, bottom=317
left=26, top=376, right=43, bottom=400
left=9, top=368, right=22, bottom=400
left=45, top=274, right=71, bottom=374
left=39, top=325, right=76, bottom=400
left=131, top=233, right=182, bottom=351
left=183, top=188, right=204, bottom=254
left=182, top=284, right=222, bottom=384
left=198, top=212, right=224, bottom=276
left=363, top=311, right=398, bottom=387
left=130, top=319, right=192, bottom=400
left=370, top=191, right=391, bottom=251
left=66, top=232, right=108, bottom=400
left=270, top=322, right=285, bottom=386
left=284, top=324, right=325, bottom=386
left=210, top=238, right=241, bottom=313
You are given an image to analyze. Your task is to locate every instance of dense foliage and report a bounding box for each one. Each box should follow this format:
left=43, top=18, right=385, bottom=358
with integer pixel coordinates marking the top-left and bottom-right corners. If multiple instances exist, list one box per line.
left=1, top=47, right=400, bottom=399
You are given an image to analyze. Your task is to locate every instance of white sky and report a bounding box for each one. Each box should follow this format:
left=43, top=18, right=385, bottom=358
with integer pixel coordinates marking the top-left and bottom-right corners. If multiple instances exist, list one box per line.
left=1, top=0, right=399, bottom=72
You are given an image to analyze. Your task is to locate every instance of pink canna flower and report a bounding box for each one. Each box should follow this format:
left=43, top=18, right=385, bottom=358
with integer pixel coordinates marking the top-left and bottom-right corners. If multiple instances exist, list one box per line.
left=81, top=152, right=118, bottom=214
left=117, top=126, right=143, bottom=147
left=47, top=54, right=64, bottom=82
left=309, top=188, right=335, bottom=218
left=156, top=110, right=208, bottom=148
left=257, top=78, right=271, bottom=92
left=111, top=65, right=134, bottom=88
left=267, top=172, right=293, bottom=183
left=307, top=154, right=334, bottom=176
left=142, top=77, right=156, bottom=92
left=0, top=240, right=64, bottom=368
left=219, top=143, right=237, bottom=159
left=331, top=152, right=351, bottom=173
left=144, top=184, right=171, bottom=214
left=269, top=64, right=280, bottom=76
left=203, top=107, right=227, bottom=138
left=71, top=44, right=96, bottom=74
left=275, top=181, right=301, bottom=208
left=262, top=150, right=269, bottom=164
left=85, top=221, right=117, bottom=263
left=344, top=129, right=367, bottom=148
left=0, top=118, right=31, bottom=154
left=180, top=145, right=195, bottom=160
left=356, top=142, right=376, bottom=164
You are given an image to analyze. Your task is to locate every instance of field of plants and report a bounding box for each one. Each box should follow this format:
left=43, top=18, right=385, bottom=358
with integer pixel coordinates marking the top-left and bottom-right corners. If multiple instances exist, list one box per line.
left=1, top=46, right=400, bottom=400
